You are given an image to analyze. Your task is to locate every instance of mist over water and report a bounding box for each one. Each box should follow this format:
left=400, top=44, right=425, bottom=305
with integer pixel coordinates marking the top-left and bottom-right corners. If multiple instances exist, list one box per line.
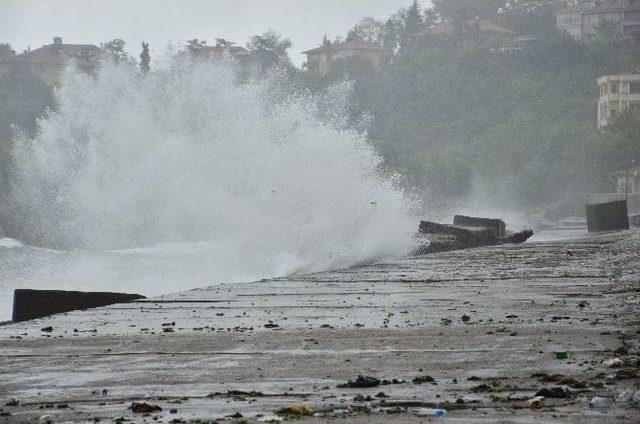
left=1, top=59, right=415, bottom=318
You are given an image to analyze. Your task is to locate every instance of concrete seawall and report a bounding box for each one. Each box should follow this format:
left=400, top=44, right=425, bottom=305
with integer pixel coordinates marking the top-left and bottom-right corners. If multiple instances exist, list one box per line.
left=1, top=231, right=639, bottom=422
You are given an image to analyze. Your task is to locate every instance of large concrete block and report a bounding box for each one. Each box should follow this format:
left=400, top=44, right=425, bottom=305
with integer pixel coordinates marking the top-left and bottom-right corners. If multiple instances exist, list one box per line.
left=419, top=220, right=498, bottom=249
left=453, top=215, right=506, bottom=238
left=12, top=289, right=145, bottom=322
left=585, top=200, right=629, bottom=233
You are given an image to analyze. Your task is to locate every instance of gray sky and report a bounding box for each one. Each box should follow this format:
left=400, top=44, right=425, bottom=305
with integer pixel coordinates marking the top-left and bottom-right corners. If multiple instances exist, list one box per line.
left=0, top=0, right=426, bottom=66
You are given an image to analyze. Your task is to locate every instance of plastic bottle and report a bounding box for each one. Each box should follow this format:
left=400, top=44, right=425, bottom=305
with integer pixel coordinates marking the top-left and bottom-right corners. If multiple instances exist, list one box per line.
left=413, top=408, right=447, bottom=416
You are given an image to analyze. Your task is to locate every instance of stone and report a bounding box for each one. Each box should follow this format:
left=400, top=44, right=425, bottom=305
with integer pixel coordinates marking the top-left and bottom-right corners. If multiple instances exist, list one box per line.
left=131, top=402, right=162, bottom=413
left=585, top=200, right=629, bottom=233
left=13, top=289, right=145, bottom=322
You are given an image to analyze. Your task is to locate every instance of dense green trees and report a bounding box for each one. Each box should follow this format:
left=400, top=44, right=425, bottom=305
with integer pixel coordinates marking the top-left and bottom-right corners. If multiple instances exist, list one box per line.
left=140, top=42, right=150, bottom=74
left=247, top=30, right=293, bottom=72
left=314, top=1, right=640, bottom=213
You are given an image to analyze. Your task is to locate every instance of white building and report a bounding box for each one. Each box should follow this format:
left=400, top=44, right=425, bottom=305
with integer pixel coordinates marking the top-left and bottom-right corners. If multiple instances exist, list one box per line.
left=597, top=73, right=640, bottom=128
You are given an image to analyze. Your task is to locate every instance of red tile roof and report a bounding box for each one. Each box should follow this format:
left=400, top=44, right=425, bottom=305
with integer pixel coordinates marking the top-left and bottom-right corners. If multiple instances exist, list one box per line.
left=417, top=17, right=516, bottom=37
left=1, top=43, right=103, bottom=65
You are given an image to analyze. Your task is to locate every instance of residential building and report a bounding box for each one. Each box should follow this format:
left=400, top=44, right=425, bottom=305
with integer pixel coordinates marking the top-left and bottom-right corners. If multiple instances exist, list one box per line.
left=186, top=40, right=251, bottom=65
left=302, top=40, right=385, bottom=77
left=417, top=17, right=517, bottom=40
left=556, top=0, right=640, bottom=41
left=0, top=37, right=103, bottom=87
left=597, top=73, right=640, bottom=127
left=613, top=165, right=640, bottom=194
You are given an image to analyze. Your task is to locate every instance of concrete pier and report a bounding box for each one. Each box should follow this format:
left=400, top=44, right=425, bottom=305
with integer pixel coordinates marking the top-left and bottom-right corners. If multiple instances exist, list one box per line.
left=1, top=231, right=639, bottom=423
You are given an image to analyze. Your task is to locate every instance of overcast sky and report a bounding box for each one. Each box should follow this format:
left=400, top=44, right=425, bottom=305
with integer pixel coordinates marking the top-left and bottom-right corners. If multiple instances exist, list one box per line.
left=0, top=0, right=428, bottom=66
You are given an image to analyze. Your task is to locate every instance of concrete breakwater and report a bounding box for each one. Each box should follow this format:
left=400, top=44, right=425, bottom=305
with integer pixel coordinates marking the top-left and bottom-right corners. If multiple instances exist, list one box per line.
left=1, top=231, right=639, bottom=422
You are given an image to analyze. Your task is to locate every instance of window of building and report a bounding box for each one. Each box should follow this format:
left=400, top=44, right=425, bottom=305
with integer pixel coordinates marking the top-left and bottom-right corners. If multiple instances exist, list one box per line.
left=557, top=13, right=571, bottom=25
left=585, top=14, right=599, bottom=25
left=630, top=102, right=640, bottom=116
left=630, top=82, right=640, bottom=93
left=611, top=82, right=619, bottom=94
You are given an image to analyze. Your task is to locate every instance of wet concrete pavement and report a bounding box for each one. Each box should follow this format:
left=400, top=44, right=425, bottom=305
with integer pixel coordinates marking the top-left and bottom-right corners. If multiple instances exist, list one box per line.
left=1, top=231, right=639, bottom=423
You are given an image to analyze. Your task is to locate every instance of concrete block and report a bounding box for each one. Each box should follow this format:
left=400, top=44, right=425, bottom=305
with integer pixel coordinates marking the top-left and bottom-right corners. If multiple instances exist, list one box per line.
left=419, top=220, right=498, bottom=249
left=453, top=215, right=506, bottom=238
left=12, top=289, right=145, bottom=322
left=585, top=200, right=629, bottom=233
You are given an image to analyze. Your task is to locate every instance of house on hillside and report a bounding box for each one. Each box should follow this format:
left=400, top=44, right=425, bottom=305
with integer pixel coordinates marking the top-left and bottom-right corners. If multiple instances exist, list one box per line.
left=613, top=165, right=640, bottom=194
left=302, top=40, right=385, bottom=77
left=0, top=37, right=103, bottom=87
left=186, top=40, right=251, bottom=65
left=597, top=73, right=640, bottom=127
left=556, top=0, right=640, bottom=41
left=417, top=17, right=517, bottom=41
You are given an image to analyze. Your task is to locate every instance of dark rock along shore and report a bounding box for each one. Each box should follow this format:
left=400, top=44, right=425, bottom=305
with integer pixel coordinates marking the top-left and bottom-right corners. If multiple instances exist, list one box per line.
left=1, top=231, right=639, bottom=423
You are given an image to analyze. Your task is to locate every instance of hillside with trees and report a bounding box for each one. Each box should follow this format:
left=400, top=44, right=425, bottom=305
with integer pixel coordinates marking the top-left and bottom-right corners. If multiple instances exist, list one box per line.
left=308, top=0, right=640, bottom=217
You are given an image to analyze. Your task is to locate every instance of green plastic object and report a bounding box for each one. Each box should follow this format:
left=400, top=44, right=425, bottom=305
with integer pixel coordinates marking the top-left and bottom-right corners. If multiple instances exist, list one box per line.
left=555, top=350, right=568, bottom=360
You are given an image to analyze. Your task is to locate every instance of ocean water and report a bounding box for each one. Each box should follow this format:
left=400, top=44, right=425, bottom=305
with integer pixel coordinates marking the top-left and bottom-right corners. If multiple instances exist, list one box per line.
left=1, top=60, right=415, bottom=320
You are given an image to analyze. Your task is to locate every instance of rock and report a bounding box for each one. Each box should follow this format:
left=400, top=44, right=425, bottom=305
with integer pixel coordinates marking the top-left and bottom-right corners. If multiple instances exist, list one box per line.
left=40, top=326, right=53, bottom=332
left=227, top=412, right=243, bottom=418
left=412, top=375, right=435, bottom=384
left=131, top=402, right=162, bottom=413
left=38, top=414, right=52, bottom=424
left=604, top=358, right=624, bottom=368
left=535, top=387, right=570, bottom=398
left=615, top=367, right=636, bottom=379
left=340, top=375, right=381, bottom=388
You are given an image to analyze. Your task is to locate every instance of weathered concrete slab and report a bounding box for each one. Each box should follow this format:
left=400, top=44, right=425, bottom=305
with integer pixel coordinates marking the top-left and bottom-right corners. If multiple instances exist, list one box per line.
left=1, top=231, right=639, bottom=423
left=12, top=289, right=145, bottom=322
left=586, top=200, right=629, bottom=233
left=453, top=215, right=506, bottom=238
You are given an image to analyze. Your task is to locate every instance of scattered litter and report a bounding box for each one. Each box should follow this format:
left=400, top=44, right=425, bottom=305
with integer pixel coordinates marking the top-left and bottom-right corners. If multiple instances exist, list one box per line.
left=528, top=396, right=544, bottom=409
left=603, top=358, right=623, bottom=368
left=413, top=408, right=446, bottom=417
left=274, top=404, right=314, bottom=417
left=589, top=397, right=613, bottom=408
left=554, top=350, right=568, bottom=360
